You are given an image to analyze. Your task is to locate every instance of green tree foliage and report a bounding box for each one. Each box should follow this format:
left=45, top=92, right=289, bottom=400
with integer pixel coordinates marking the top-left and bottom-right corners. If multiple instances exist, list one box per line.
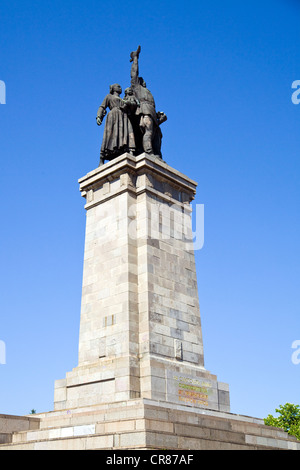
left=264, top=403, right=300, bottom=440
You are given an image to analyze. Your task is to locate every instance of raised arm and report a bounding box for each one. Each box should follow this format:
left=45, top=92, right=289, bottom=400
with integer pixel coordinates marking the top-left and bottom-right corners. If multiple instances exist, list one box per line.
left=130, top=45, right=141, bottom=88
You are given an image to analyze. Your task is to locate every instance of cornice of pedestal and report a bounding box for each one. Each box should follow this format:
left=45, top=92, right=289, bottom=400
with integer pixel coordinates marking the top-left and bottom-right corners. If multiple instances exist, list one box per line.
left=78, top=153, right=198, bottom=210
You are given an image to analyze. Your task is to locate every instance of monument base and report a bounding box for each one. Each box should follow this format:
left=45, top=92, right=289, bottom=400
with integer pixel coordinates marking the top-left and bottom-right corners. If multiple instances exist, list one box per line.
left=2, top=155, right=298, bottom=450
left=1, top=400, right=300, bottom=450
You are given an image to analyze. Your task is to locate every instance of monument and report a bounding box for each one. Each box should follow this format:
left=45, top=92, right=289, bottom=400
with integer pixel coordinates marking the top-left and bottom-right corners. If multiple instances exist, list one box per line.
left=52, top=46, right=229, bottom=413
left=1, top=47, right=300, bottom=450
left=96, top=46, right=167, bottom=166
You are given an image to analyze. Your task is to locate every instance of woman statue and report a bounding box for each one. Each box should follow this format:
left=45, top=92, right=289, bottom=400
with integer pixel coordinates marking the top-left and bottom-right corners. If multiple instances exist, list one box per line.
left=96, top=83, right=136, bottom=166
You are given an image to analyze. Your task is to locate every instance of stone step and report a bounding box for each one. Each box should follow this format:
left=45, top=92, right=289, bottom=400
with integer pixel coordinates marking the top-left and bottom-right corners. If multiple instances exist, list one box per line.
left=1, top=401, right=299, bottom=450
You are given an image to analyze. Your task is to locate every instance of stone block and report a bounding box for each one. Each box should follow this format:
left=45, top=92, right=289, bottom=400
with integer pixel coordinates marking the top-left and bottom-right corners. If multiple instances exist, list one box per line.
left=119, top=431, right=146, bottom=448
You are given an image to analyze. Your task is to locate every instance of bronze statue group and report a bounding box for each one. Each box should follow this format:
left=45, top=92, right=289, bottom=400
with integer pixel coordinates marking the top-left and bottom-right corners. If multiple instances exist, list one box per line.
left=96, top=46, right=167, bottom=166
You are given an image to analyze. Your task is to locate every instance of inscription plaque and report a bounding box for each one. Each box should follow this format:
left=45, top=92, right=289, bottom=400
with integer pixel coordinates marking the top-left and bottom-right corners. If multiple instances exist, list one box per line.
left=167, top=371, right=218, bottom=409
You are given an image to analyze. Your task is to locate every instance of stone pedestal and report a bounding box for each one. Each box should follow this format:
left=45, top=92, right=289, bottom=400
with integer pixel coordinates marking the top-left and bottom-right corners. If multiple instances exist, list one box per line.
left=1, top=153, right=300, bottom=450
left=54, top=153, right=229, bottom=413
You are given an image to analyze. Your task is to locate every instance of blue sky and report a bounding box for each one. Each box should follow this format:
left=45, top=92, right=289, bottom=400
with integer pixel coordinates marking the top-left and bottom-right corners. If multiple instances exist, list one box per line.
left=0, top=0, right=299, bottom=419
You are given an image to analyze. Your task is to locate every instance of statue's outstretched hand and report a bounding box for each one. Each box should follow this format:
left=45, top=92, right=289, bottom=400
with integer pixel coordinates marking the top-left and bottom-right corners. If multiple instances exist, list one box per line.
left=96, top=117, right=102, bottom=126
left=157, top=111, right=167, bottom=125
left=130, top=45, right=141, bottom=62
